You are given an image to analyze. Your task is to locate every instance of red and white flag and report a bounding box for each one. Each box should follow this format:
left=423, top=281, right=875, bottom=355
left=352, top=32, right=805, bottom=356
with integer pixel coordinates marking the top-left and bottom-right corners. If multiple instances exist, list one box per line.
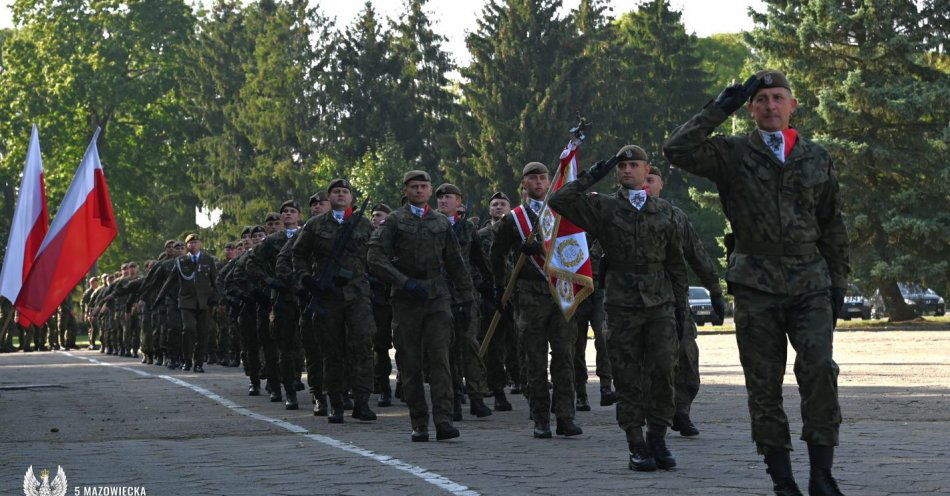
left=0, top=125, right=49, bottom=318
left=15, top=128, right=116, bottom=326
left=543, top=139, right=594, bottom=319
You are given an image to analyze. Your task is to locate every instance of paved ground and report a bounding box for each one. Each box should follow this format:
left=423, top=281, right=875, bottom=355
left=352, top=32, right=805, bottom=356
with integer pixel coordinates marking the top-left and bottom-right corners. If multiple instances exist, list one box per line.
left=2, top=329, right=949, bottom=495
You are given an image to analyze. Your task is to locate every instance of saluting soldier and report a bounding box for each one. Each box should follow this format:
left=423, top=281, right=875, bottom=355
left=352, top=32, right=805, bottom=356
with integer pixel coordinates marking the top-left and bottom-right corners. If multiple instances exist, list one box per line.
left=367, top=170, right=473, bottom=442
left=435, top=183, right=494, bottom=420
left=645, top=166, right=726, bottom=437
left=549, top=145, right=689, bottom=472
left=157, top=234, right=219, bottom=373
left=293, top=179, right=377, bottom=423
left=663, top=70, right=849, bottom=496
left=490, top=162, right=583, bottom=439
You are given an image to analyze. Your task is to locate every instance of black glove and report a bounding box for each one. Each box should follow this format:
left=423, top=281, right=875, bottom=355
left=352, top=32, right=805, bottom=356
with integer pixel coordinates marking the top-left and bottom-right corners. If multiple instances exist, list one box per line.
left=675, top=307, right=688, bottom=341
left=493, top=286, right=506, bottom=310
left=403, top=278, right=428, bottom=302
left=588, top=156, right=620, bottom=182
left=301, top=274, right=320, bottom=292
left=455, top=302, right=471, bottom=323
left=265, top=276, right=288, bottom=291
left=520, top=240, right=545, bottom=257
left=830, top=287, right=845, bottom=326
left=714, top=75, right=762, bottom=115
left=711, top=293, right=726, bottom=323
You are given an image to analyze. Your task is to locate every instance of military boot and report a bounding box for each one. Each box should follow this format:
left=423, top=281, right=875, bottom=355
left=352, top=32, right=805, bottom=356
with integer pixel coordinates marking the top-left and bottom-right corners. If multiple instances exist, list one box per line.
left=377, top=390, right=393, bottom=408
left=808, top=445, right=843, bottom=496
left=411, top=426, right=429, bottom=442
left=284, top=386, right=299, bottom=410
left=452, top=394, right=463, bottom=421
left=248, top=378, right=261, bottom=396
left=342, top=391, right=354, bottom=411
left=146, top=355, right=154, bottom=365
left=328, top=392, right=345, bottom=424
left=672, top=412, right=699, bottom=437
left=269, top=382, right=282, bottom=403
left=435, top=422, right=460, bottom=441
left=646, top=425, right=676, bottom=470
left=155, top=354, right=164, bottom=366
left=469, top=394, right=493, bottom=418
left=313, top=393, right=328, bottom=416
left=493, top=390, right=512, bottom=411
left=533, top=419, right=552, bottom=439
left=576, top=390, right=591, bottom=411
left=294, top=379, right=305, bottom=392
left=600, top=385, right=618, bottom=406
left=181, top=361, right=192, bottom=372
left=627, top=427, right=656, bottom=472
left=555, top=418, right=583, bottom=437
left=765, top=449, right=803, bottom=496
left=352, top=393, right=377, bottom=421
left=141, top=354, right=149, bottom=364
left=394, top=380, right=403, bottom=401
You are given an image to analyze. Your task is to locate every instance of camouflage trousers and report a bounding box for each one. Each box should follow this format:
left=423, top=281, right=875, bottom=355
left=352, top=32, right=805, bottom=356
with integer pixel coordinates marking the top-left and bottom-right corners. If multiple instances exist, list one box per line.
left=733, top=284, right=841, bottom=453
left=316, top=295, right=375, bottom=396
left=392, top=293, right=454, bottom=430
left=513, top=278, right=576, bottom=422
left=163, top=300, right=183, bottom=360
left=450, top=298, right=490, bottom=398
left=372, top=303, right=394, bottom=395
left=238, top=303, right=262, bottom=379
left=478, top=301, right=517, bottom=393
left=56, top=309, right=78, bottom=348
left=255, top=302, right=280, bottom=386
left=573, top=288, right=612, bottom=391
left=123, top=314, right=140, bottom=353
left=270, top=295, right=303, bottom=390
left=674, top=330, right=700, bottom=416
left=605, top=302, right=677, bottom=432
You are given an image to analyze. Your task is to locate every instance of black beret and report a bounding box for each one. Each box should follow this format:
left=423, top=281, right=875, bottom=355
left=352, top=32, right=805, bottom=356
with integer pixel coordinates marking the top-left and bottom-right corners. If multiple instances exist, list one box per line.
left=327, top=178, right=352, bottom=193
left=279, top=200, right=300, bottom=212
left=309, top=191, right=328, bottom=205
left=250, top=225, right=265, bottom=234
left=435, top=183, right=462, bottom=197
left=489, top=191, right=510, bottom=203
left=263, top=212, right=281, bottom=223
left=372, top=203, right=392, bottom=214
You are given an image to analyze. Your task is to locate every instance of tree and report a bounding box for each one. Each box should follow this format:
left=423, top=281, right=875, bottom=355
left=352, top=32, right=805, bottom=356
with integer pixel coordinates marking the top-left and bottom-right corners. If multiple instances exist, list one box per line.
left=748, top=0, right=950, bottom=320
left=0, top=0, right=198, bottom=269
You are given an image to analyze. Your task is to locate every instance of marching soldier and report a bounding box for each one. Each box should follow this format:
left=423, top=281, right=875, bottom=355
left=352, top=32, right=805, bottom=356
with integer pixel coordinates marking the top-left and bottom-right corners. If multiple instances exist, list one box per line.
left=490, top=162, right=583, bottom=439
left=645, top=166, right=726, bottom=437
left=81, top=277, right=101, bottom=350
left=157, top=233, right=219, bottom=373
left=435, top=183, right=494, bottom=419
left=227, top=225, right=268, bottom=395
left=549, top=145, right=689, bottom=472
left=138, top=240, right=178, bottom=366
left=216, top=241, right=242, bottom=367
left=367, top=170, right=472, bottom=441
left=663, top=70, right=849, bottom=495
left=572, top=235, right=616, bottom=411
left=368, top=203, right=396, bottom=407
left=294, top=179, right=377, bottom=423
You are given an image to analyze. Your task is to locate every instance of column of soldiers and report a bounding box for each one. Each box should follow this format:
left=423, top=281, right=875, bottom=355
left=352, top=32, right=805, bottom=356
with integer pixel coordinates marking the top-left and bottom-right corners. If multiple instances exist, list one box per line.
left=4, top=69, right=846, bottom=496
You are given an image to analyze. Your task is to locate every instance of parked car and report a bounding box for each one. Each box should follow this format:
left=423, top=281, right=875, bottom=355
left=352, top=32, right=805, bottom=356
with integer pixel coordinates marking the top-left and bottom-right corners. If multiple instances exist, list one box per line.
left=839, top=284, right=871, bottom=320
left=869, top=283, right=946, bottom=319
left=688, top=286, right=723, bottom=326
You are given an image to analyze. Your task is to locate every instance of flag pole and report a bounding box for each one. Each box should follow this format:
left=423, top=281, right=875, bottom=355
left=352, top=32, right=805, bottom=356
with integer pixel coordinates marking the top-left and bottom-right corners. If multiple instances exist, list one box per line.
left=478, top=163, right=564, bottom=358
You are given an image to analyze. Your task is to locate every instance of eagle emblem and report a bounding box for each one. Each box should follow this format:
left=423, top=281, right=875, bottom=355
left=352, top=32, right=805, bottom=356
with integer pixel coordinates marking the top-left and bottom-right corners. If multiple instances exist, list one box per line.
left=23, top=465, right=67, bottom=496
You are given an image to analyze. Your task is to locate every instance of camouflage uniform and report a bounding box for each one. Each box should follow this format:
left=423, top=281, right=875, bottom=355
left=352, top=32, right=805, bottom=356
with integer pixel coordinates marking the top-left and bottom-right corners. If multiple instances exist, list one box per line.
left=138, top=253, right=171, bottom=362
left=476, top=221, right=519, bottom=394
left=227, top=250, right=273, bottom=384
left=490, top=206, right=577, bottom=425
left=293, top=211, right=376, bottom=404
left=572, top=236, right=612, bottom=396
left=368, top=271, right=394, bottom=395
left=549, top=175, right=688, bottom=434
left=663, top=103, right=849, bottom=452
left=670, top=205, right=721, bottom=417
left=216, top=256, right=242, bottom=365
left=80, top=285, right=99, bottom=348
left=368, top=204, right=473, bottom=432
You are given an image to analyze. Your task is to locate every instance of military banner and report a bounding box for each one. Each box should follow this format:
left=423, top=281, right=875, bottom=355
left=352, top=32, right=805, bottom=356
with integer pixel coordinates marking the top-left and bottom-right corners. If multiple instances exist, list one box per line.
left=543, top=139, right=594, bottom=320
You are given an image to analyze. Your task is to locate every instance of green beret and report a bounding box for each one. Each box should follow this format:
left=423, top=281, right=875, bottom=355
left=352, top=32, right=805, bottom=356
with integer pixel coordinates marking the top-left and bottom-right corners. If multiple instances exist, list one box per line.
left=402, top=170, right=431, bottom=184
left=326, top=178, right=352, bottom=193
left=372, top=203, right=392, bottom=214
left=309, top=191, right=328, bottom=205
left=250, top=225, right=265, bottom=234
left=240, top=226, right=252, bottom=237
left=263, top=212, right=280, bottom=223
left=279, top=200, right=300, bottom=212
left=224, top=241, right=236, bottom=249
left=164, top=239, right=177, bottom=248
left=185, top=233, right=200, bottom=243
left=435, top=183, right=462, bottom=197
left=489, top=191, right=510, bottom=203
left=616, top=145, right=648, bottom=162
left=753, top=69, right=791, bottom=96
left=522, top=162, right=549, bottom=177
left=647, top=164, right=666, bottom=180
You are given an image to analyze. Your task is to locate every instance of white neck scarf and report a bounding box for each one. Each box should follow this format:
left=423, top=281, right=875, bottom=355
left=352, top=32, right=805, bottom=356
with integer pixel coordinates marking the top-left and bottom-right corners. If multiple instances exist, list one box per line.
left=528, top=199, right=544, bottom=215
left=410, top=204, right=426, bottom=218
left=628, top=189, right=647, bottom=210
left=332, top=210, right=345, bottom=224
left=759, top=129, right=786, bottom=162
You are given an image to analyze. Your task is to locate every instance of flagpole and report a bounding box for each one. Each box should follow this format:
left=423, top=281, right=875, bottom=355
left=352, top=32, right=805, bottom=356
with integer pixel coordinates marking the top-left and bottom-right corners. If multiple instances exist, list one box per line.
left=478, top=162, right=565, bottom=358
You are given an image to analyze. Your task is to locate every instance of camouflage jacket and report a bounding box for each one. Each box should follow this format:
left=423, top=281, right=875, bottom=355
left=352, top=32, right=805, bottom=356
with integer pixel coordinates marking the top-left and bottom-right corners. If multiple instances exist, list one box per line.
left=671, top=205, right=722, bottom=297
left=448, top=217, right=492, bottom=303
left=549, top=175, right=689, bottom=310
left=293, top=212, right=373, bottom=302
left=247, top=229, right=297, bottom=296
left=663, top=104, right=849, bottom=295
left=367, top=205, right=473, bottom=303
left=139, top=254, right=173, bottom=307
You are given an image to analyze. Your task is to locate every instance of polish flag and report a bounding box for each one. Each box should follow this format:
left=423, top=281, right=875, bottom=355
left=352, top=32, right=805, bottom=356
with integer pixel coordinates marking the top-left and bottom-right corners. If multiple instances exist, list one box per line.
left=0, top=125, right=49, bottom=320
left=15, top=128, right=116, bottom=326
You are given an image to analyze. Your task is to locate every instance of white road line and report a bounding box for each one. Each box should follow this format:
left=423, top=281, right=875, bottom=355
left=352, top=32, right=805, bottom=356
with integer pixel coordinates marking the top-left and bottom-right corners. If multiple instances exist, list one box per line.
left=62, top=351, right=479, bottom=496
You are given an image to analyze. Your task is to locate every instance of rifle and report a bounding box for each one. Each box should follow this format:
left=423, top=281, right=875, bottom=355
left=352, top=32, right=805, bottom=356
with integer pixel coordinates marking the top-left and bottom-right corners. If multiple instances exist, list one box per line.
left=303, top=198, right=370, bottom=317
